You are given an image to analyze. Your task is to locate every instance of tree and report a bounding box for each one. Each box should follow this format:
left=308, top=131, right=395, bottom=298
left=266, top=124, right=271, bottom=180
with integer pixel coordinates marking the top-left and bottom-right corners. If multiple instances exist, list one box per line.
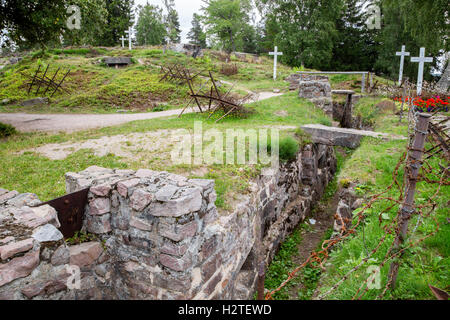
left=135, top=3, right=166, bottom=45
left=187, top=13, right=207, bottom=48
left=98, top=0, right=134, bottom=47
left=331, top=0, right=378, bottom=71
left=63, top=0, right=108, bottom=46
left=260, top=0, right=344, bottom=69
left=161, top=0, right=181, bottom=44
left=1, top=0, right=68, bottom=49
left=201, top=0, right=252, bottom=53
left=375, top=0, right=448, bottom=82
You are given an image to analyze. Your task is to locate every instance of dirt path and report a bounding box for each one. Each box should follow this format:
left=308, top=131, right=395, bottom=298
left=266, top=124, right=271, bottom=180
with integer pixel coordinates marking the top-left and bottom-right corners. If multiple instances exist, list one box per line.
left=286, top=184, right=340, bottom=299
left=0, top=90, right=283, bottom=134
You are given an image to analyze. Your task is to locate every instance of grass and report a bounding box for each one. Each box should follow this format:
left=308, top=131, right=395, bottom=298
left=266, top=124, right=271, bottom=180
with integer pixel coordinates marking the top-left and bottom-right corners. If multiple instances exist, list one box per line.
left=0, top=92, right=330, bottom=208
left=264, top=146, right=348, bottom=300
left=316, top=111, right=449, bottom=300
left=0, top=47, right=293, bottom=114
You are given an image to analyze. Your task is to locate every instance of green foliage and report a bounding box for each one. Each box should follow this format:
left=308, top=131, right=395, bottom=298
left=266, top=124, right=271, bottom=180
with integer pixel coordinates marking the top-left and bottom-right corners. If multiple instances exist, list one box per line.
left=65, top=231, right=97, bottom=245
left=187, top=13, right=207, bottom=48
left=98, top=0, right=134, bottom=47
left=278, top=136, right=299, bottom=162
left=261, top=0, right=344, bottom=69
left=265, top=228, right=303, bottom=299
left=1, top=0, right=67, bottom=49
left=162, top=0, right=181, bottom=44
left=202, top=0, right=253, bottom=52
left=294, top=128, right=313, bottom=147
left=0, top=122, right=17, bottom=138
left=136, top=3, right=167, bottom=46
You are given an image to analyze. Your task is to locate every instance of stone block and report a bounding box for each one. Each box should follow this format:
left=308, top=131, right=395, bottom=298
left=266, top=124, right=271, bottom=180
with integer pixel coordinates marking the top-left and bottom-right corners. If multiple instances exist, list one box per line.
left=86, top=214, right=111, bottom=234
left=0, top=250, right=40, bottom=286
left=148, top=187, right=202, bottom=217
left=159, top=220, right=198, bottom=242
left=69, top=242, right=103, bottom=267
left=32, top=224, right=63, bottom=243
left=130, top=189, right=153, bottom=211
left=0, top=238, right=34, bottom=261
left=159, top=254, right=192, bottom=272
left=89, top=198, right=111, bottom=216
left=117, top=178, right=140, bottom=198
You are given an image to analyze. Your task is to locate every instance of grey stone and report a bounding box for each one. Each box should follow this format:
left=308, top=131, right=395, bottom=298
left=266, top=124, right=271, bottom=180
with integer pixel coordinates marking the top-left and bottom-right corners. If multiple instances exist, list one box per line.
left=6, top=193, right=41, bottom=207
left=20, top=97, right=49, bottom=107
left=9, top=57, right=22, bottom=65
left=51, top=245, right=70, bottom=266
left=301, top=124, right=406, bottom=149
left=32, top=224, right=63, bottom=243
left=103, top=57, right=132, bottom=67
left=155, top=185, right=178, bottom=201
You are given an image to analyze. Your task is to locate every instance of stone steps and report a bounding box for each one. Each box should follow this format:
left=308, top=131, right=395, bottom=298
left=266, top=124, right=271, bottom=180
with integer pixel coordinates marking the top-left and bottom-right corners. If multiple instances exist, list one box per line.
left=301, top=124, right=407, bottom=149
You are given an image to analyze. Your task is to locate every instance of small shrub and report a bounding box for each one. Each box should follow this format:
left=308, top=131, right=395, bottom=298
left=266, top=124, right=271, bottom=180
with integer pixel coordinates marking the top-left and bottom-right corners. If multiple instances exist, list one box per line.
left=0, top=122, right=17, bottom=138
left=220, top=63, right=238, bottom=76
left=268, top=136, right=299, bottom=162
left=318, top=116, right=332, bottom=126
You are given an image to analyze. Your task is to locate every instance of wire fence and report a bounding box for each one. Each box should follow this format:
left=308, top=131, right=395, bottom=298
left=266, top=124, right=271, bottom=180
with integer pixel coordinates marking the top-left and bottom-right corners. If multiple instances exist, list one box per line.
left=264, top=83, right=449, bottom=300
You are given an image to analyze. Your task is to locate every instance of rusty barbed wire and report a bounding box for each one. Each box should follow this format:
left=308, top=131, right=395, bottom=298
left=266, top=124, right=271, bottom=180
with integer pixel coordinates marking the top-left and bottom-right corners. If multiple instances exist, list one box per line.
left=264, top=108, right=449, bottom=300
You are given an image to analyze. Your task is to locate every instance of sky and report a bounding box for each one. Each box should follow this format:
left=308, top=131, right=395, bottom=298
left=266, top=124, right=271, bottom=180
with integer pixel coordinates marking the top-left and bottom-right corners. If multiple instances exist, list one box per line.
left=134, top=0, right=204, bottom=43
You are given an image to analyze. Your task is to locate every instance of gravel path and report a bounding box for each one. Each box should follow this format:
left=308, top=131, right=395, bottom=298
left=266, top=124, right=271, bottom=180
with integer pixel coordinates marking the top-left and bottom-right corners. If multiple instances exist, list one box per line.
left=0, top=91, right=283, bottom=133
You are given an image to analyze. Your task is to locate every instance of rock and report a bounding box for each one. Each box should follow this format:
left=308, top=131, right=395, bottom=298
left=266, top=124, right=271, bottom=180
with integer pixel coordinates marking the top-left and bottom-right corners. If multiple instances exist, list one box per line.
left=148, top=187, right=202, bottom=217
left=69, top=242, right=103, bottom=267
left=117, top=178, right=140, bottom=198
left=130, top=189, right=153, bottom=211
left=0, top=250, right=40, bottom=286
left=103, top=57, right=132, bottom=67
left=129, top=217, right=153, bottom=231
left=154, top=185, right=178, bottom=202
left=351, top=198, right=364, bottom=210
left=300, top=124, right=406, bottom=149
left=0, top=190, right=19, bottom=205
left=188, top=179, right=215, bottom=191
left=86, top=214, right=111, bottom=234
left=8, top=57, right=22, bottom=65
left=32, top=224, right=63, bottom=243
left=0, top=238, right=34, bottom=261
left=51, top=245, right=70, bottom=266
left=21, top=279, right=67, bottom=299
left=135, top=169, right=158, bottom=178
left=6, top=193, right=40, bottom=207
left=89, top=198, right=111, bottom=216
left=273, top=89, right=281, bottom=93
left=159, top=254, right=192, bottom=272
left=13, top=206, right=60, bottom=229
left=30, top=205, right=60, bottom=228
left=20, top=97, right=49, bottom=107
left=90, top=184, right=112, bottom=197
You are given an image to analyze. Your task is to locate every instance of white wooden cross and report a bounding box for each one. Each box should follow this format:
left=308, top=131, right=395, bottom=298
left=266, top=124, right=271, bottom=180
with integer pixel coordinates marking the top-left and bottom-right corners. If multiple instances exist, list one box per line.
left=411, top=47, right=433, bottom=96
left=396, top=45, right=410, bottom=86
left=119, top=36, right=126, bottom=48
left=124, top=27, right=133, bottom=51
left=269, top=46, right=283, bottom=80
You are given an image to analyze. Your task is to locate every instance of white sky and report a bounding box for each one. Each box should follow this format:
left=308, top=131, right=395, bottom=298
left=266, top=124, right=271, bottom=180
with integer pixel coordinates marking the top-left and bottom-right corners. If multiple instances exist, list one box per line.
left=134, top=0, right=204, bottom=43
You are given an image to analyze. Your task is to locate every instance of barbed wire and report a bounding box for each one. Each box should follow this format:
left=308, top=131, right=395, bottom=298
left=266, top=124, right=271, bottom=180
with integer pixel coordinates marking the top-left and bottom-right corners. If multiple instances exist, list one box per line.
left=264, top=93, right=449, bottom=300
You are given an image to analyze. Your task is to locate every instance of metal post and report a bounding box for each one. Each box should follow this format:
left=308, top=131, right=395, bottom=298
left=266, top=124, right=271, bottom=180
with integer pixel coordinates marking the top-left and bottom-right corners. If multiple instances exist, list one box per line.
left=257, top=260, right=266, bottom=300
left=361, top=73, right=366, bottom=93
left=388, top=113, right=431, bottom=289
left=399, top=81, right=407, bottom=123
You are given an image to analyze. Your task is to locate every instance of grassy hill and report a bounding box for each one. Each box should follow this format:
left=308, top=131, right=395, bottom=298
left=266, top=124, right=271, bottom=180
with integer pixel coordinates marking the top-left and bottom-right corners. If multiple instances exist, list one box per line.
left=0, top=46, right=295, bottom=113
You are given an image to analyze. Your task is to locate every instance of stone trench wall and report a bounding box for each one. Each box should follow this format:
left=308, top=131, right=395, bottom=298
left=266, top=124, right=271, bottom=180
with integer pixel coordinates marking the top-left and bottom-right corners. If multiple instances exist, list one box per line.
left=0, top=144, right=336, bottom=300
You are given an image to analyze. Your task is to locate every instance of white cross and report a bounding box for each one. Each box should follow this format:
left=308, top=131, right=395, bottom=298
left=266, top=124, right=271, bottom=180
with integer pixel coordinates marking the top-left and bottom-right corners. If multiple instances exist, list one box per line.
left=125, top=27, right=133, bottom=51
left=119, top=36, right=126, bottom=48
left=411, top=47, right=433, bottom=96
left=396, top=45, right=410, bottom=86
left=269, top=46, right=283, bottom=80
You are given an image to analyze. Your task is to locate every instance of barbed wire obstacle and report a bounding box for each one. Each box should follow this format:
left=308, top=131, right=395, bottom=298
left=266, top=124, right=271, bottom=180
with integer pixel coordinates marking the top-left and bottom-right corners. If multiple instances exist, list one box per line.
left=264, top=109, right=449, bottom=300
left=179, top=71, right=254, bottom=122
left=158, top=63, right=204, bottom=85
left=20, top=64, right=71, bottom=97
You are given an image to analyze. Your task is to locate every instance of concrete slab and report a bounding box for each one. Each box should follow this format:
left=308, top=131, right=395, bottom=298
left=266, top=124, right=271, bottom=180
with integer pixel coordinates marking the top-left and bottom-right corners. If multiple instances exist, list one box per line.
left=301, top=124, right=407, bottom=149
